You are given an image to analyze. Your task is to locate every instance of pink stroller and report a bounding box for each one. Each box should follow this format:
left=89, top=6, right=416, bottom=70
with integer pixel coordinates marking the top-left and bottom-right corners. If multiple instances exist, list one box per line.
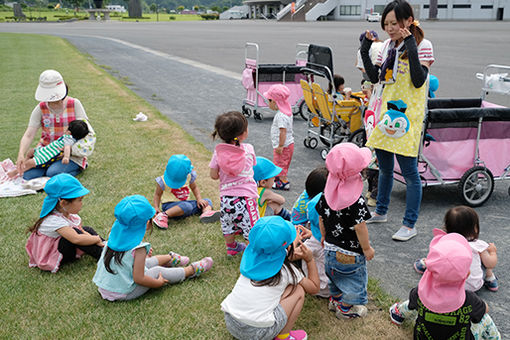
left=241, top=43, right=307, bottom=121
left=394, top=65, right=510, bottom=207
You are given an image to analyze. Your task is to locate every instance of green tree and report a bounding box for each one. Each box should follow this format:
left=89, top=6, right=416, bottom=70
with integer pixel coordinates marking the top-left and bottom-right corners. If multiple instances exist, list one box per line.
left=177, top=5, right=183, bottom=11
left=193, top=4, right=198, bottom=10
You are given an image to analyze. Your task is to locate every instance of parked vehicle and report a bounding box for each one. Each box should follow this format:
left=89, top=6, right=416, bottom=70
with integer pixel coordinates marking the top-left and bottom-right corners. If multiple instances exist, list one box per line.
left=366, top=12, right=381, bottom=22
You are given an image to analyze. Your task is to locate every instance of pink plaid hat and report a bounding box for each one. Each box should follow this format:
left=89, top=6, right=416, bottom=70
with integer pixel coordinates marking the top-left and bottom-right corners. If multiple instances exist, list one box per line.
left=324, top=143, right=372, bottom=210
left=418, top=232, right=472, bottom=313
left=263, top=84, right=292, bottom=117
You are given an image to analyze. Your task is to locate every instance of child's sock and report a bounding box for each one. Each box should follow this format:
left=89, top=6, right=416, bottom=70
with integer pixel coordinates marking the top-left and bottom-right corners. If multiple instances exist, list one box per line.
left=339, top=304, right=351, bottom=313
left=332, top=295, right=342, bottom=302
left=277, top=208, right=291, bottom=221
left=486, top=273, right=496, bottom=281
left=226, top=242, right=237, bottom=249
left=277, top=333, right=290, bottom=340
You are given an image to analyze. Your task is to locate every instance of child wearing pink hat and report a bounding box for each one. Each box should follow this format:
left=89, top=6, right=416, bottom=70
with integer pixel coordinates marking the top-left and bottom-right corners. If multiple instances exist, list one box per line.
left=264, top=84, right=294, bottom=190
left=389, top=231, right=501, bottom=339
left=317, top=143, right=374, bottom=319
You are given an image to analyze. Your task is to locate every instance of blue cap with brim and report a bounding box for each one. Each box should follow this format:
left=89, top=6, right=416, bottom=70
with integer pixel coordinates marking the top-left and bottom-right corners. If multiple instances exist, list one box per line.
left=107, top=195, right=156, bottom=252
left=40, top=174, right=89, bottom=218
left=163, top=154, right=193, bottom=189
left=253, top=157, right=282, bottom=182
left=307, top=193, right=322, bottom=241
left=240, top=216, right=296, bottom=281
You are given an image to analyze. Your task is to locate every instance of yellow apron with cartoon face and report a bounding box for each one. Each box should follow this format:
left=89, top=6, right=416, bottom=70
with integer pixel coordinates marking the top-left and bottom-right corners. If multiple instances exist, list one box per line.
left=366, top=55, right=427, bottom=157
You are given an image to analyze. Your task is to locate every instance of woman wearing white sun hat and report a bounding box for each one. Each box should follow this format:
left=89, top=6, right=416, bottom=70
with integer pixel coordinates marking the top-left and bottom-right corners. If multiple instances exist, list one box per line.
left=16, top=70, right=96, bottom=180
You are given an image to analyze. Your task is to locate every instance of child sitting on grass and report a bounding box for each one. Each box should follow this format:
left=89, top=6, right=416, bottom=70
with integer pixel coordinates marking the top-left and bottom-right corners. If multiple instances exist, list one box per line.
left=290, top=167, right=329, bottom=226
left=390, top=232, right=501, bottom=339
left=318, top=143, right=374, bottom=319
left=253, top=156, right=291, bottom=221
left=93, top=195, right=213, bottom=301
left=9, top=120, right=89, bottom=178
left=413, top=206, right=499, bottom=292
left=221, top=216, right=319, bottom=340
left=153, top=154, right=219, bottom=229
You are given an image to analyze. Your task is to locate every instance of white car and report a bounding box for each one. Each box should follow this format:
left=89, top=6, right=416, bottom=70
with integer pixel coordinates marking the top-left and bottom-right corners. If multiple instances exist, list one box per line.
left=367, top=12, right=381, bottom=22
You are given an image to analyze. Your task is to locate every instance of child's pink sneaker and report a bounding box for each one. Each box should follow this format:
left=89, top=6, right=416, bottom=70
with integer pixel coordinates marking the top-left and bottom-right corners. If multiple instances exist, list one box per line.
left=153, top=212, right=168, bottom=229
left=227, top=242, right=247, bottom=257
left=190, top=257, right=213, bottom=278
left=274, top=330, right=308, bottom=340
left=199, top=210, right=220, bottom=223
left=168, top=251, right=190, bottom=267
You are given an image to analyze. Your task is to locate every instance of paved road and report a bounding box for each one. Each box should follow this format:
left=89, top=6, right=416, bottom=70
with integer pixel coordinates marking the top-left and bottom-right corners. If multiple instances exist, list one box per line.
left=2, top=20, right=509, bottom=335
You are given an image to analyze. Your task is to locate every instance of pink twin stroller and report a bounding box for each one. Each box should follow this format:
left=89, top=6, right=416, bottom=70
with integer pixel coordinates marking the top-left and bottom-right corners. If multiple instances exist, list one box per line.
left=395, top=65, right=510, bottom=206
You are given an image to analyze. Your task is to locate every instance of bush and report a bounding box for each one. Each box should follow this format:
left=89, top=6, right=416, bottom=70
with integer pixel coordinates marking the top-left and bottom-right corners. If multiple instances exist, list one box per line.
left=169, top=15, right=175, bottom=20
left=200, top=13, right=218, bottom=20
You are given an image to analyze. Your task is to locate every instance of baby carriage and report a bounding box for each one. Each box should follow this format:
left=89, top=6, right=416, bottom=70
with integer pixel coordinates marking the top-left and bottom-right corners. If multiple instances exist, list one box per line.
left=241, top=43, right=307, bottom=121
left=300, top=44, right=366, bottom=159
left=394, top=64, right=510, bottom=207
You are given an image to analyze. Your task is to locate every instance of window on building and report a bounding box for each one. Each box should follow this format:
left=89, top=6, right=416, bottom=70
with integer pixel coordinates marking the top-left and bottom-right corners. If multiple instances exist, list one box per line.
left=340, top=5, right=361, bottom=15
left=481, top=4, right=493, bottom=8
left=452, top=4, right=471, bottom=8
left=424, top=4, right=447, bottom=8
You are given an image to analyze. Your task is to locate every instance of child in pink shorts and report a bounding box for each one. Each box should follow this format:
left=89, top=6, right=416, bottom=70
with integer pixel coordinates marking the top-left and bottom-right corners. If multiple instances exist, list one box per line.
left=265, top=84, right=294, bottom=191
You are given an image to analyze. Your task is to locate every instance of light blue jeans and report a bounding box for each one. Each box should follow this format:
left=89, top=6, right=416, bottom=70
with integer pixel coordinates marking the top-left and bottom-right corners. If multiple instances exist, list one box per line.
left=23, top=160, right=82, bottom=180
left=375, top=149, right=422, bottom=229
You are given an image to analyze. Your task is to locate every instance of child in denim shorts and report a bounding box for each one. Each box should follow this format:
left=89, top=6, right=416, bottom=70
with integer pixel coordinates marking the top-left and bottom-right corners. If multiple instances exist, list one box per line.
left=317, top=143, right=375, bottom=319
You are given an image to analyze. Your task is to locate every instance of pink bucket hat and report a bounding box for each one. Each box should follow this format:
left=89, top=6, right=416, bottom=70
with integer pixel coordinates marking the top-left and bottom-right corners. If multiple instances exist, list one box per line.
left=418, top=232, right=472, bottom=314
left=263, top=84, right=292, bottom=117
left=324, top=143, right=372, bottom=210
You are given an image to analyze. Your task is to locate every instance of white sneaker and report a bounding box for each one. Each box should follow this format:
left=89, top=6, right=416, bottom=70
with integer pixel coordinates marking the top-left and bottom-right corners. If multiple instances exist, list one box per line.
left=366, top=214, right=387, bottom=224
left=392, top=227, right=417, bottom=241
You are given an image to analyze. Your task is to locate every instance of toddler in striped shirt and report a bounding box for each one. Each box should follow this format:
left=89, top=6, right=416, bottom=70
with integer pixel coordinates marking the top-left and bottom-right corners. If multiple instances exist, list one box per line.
left=9, top=120, right=89, bottom=178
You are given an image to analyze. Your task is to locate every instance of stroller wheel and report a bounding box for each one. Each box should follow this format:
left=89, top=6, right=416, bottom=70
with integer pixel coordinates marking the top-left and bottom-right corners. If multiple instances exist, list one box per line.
left=320, top=124, right=347, bottom=147
left=458, top=166, right=494, bottom=207
left=348, top=128, right=367, bottom=147
left=303, top=138, right=310, bottom=148
left=508, top=186, right=510, bottom=196
left=253, top=111, right=263, bottom=121
left=298, top=100, right=312, bottom=120
left=242, top=106, right=252, bottom=118
left=308, top=137, right=318, bottom=149
left=320, top=148, right=328, bottom=160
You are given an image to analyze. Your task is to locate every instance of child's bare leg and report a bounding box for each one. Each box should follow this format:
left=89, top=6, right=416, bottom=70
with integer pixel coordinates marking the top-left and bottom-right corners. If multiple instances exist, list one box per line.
left=486, top=268, right=494, bottom=278
left=164, top=205, right=185, bottom=218
left=278, top=284, right=305, bottom=335
left=224, top=234, right=235, bottom=244
left=279, top=175, right=288, bottom=182
left=8, top=158, right=36, bottom=178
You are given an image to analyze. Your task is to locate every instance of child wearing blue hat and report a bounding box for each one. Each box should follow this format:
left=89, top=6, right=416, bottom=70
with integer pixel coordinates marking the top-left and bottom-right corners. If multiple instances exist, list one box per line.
left=26, top=173, right=104, bottom=273
left=221, top=216, right=319, bottom=340
left=93, top=195, right=213, bottom=301
left=253, top=157, right=291, bottom=221
left=290, top=167, right=328, bottom=226
left=153, top=154, right=219, bottom=229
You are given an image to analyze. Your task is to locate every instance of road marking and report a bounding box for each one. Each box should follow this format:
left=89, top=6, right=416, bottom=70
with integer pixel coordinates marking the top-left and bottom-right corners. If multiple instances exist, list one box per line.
left=66, top=34, right=241, bottom=81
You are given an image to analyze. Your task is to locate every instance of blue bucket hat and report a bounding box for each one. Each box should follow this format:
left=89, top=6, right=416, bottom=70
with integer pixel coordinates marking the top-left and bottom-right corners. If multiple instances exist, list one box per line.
left=40, top=173, right=89, bottom=218
left=163, top=154, right=193, bottom=189
left=307, top=193, right=322, bottom=242
left=253, top=157, right=282, bottom=182
left=429, top=74, right=439, bottom=98
left=107, top=195, right=156, bottom=252
left=240, top=216, right=296, bottom=281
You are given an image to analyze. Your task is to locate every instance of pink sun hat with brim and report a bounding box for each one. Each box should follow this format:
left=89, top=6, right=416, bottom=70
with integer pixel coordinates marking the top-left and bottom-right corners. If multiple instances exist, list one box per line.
left=324, top=143, right=372, bottom=210
left=418, top=232, right=472, bottom=314
left=35, top=70, right=67, bottom=102
left=263, top=84, right=292, bottom=117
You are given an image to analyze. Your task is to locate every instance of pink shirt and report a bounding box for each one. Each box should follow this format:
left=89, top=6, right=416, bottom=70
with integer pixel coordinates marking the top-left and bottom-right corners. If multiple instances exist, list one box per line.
left=209, top=143, right=258, bottom=198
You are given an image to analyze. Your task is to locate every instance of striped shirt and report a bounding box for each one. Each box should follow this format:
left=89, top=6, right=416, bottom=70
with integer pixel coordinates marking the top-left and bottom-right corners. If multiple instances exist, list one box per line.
left=32, top=134, right=75, bottom=166
left=375, top=38, right=434, bottom=66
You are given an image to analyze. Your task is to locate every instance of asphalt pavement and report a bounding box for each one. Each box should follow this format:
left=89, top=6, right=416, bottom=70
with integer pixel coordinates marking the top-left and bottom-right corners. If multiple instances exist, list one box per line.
left=2, top=20, right=509, bottom=336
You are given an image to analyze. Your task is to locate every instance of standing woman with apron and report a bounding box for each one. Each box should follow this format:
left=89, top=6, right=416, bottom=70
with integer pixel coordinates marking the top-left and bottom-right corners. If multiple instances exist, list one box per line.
left=360, top=0, right=434, bottom=241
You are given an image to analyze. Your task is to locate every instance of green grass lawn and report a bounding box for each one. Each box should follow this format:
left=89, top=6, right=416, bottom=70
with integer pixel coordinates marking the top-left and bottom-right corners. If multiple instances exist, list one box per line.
left=0, top=33, right=412, bottom=339
left=0, top=10, right=205, bottom=22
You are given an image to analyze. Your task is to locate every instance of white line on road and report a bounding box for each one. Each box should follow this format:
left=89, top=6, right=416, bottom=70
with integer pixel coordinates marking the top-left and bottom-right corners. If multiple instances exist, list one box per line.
left=65, top=34, right=242, bottom=81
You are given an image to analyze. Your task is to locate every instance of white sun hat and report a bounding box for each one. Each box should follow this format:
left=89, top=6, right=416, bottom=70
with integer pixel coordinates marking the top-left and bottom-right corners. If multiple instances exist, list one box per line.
left=35, top=70, right=67, bottom=102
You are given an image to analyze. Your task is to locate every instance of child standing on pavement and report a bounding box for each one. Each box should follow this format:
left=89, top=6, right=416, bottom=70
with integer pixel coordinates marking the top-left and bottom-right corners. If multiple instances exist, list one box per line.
left=317, top=143, right=374, bottom=319
left=413, top=206, right=499, bottom=292
left=93, top=195, right=213, bottom=301
left=221, top=216, right=320, bottom=340
left=265, top=84, right=294, bottom=191
left=153, top=154, right=219, bottom=229
left=253, top=156, right=291, bottom=220
left=210, top=111, right=259, bottom=256
left=390, top=232, right=501, bottom=339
